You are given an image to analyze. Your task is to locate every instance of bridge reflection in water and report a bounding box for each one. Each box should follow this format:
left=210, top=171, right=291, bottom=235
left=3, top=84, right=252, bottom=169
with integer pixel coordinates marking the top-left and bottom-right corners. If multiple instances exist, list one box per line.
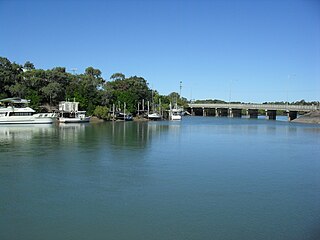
left=188, top=103, right=319, bottom=121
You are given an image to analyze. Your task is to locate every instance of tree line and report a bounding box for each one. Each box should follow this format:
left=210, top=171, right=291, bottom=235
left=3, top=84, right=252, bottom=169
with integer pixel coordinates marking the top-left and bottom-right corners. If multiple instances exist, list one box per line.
left=0, top=57, right=188, bottom=119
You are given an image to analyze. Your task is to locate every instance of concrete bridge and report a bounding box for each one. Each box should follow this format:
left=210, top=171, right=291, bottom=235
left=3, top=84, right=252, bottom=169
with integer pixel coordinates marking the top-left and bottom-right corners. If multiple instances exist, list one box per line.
left=188, top=103, right=319, bottom=120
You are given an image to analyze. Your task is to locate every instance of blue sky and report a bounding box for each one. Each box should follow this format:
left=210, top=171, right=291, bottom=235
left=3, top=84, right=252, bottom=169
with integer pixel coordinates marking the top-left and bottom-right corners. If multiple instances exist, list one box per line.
left=0, top=0, right=319, bottom=103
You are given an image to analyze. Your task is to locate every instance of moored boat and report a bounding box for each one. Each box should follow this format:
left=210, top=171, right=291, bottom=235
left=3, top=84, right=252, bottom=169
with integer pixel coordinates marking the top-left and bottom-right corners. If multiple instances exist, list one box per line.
left=0, top=98, right=54, bottom=124
left=115, top=112, right=133, bottom=121
left=57, top=101, right=90, bottom=123
left=147, top=112, right=162, bottom=120
left=170, top=110, right=182, bottom=120
left=169, top=103, right=182, bottom=120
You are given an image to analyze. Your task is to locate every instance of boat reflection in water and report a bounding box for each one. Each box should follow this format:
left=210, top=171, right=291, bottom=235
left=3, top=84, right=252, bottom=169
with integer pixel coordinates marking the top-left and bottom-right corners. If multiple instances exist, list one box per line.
left=0, top=124, right=53, bottom=144
left=58, top=123, right=88, bottom=142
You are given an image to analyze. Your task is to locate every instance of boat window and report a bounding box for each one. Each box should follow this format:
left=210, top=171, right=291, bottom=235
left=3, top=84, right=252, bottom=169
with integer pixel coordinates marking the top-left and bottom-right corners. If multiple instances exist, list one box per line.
left=9, top=112, right=33, bottom=116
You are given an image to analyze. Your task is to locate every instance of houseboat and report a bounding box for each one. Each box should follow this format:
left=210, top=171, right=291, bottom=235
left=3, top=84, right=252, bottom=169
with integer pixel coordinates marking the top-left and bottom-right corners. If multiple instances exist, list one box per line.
left=57, top=101, right=90, bottom=123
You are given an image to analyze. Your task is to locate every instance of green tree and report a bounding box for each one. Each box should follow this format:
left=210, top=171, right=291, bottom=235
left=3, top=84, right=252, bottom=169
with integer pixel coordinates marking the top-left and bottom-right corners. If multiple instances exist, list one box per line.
left=110, top=73, right=125, bottom=81
left=105, top=75, right=151, bottom=113
left=65, top=67, right=105, bottom=114
left=23, top=61, right=35, bottom=70
left=41, top=82, right=63, bottom=105
left=23, top=69, right=47, bottom=90
left=8, top=83, right=27, bottom=98
left=93, top=106, right=110, bottom=120
left=0, top=57, right=23, bottom=98
left=85, top=67, right=102, bottom=78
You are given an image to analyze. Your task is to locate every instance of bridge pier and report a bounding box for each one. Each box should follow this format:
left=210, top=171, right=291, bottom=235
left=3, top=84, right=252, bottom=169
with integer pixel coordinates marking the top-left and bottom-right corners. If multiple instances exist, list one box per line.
left=266, top=110, right=277, bottom=120
left=247, top=109, right=258, bottom=118
left=202, top=107, right=206, bottom=117
left=229, top=108, right=242, bottom=118
left=190, top=108, right=195, bottom=116
left=287, top=111, right=298, bottom=121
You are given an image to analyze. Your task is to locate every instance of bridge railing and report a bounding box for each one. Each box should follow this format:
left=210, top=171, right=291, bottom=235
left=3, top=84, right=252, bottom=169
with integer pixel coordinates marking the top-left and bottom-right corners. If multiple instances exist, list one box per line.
left=188, top=103, right=319, bottom=111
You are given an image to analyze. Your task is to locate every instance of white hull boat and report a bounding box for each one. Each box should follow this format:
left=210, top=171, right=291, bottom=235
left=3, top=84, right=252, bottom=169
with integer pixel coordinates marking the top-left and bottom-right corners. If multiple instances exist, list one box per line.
left=170, top=110, right=182, bottom=120
left=58, top=116, right=91, bottom=123
left=0, top=98, right=54, bottom=124
left=148, top=112, right=162, bottom=120
left=169, top=103, right=182, bottom=121
left=57, top=101, right=90, bottom=123
left=170, top=112, right=182, bottom=120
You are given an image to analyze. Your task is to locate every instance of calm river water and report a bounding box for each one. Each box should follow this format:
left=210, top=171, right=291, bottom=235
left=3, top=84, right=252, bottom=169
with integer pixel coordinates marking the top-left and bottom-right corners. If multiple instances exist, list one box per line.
left=0, top=117, right=319, bottom=240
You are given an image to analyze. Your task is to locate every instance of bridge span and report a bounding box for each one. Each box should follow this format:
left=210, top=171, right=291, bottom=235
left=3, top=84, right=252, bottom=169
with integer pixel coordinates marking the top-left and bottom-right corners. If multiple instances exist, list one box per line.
left=187, top=103, right=319, bottom=120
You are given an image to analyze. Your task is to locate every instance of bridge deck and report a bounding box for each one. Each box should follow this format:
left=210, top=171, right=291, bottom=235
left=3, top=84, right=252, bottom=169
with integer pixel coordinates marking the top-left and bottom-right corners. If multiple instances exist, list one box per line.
left=188, top=103, right=319, bottom=112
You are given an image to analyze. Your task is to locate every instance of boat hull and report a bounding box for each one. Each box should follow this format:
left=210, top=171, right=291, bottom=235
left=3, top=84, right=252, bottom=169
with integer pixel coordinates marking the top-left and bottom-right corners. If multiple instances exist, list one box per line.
left=58, top=117, right=91, bottom=123
left=170, top=115, right=182, bottom=120
left=0, top=117, right=53, bottom=124
left=147, top=113, right=162, bottom=120
left=115, top=113, right=133, bottom=121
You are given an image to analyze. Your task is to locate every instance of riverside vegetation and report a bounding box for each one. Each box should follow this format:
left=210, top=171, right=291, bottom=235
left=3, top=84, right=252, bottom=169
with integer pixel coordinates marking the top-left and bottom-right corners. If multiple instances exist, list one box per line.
left=0, top=57, right=188, bottom=119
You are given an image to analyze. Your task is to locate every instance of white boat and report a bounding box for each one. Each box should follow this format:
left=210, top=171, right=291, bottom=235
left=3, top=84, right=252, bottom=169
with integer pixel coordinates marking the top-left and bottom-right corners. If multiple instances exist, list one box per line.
left=57, top=101, right=90, bottom=123
left=169, top=103, right=182, bottom=120
left=147, top=112, right=162, bottom=120
left=170, top=109, right=182, bottom=120
left=0, top=98, right=54, bottom=124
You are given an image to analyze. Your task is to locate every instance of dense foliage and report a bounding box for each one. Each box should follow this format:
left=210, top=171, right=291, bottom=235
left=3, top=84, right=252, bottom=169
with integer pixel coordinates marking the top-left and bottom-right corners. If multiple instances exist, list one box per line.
left=0, top=57, right=187, bottom=116
left=105, top=74, right=151, bottom=113
left=0, top=57, right=105, bottom=114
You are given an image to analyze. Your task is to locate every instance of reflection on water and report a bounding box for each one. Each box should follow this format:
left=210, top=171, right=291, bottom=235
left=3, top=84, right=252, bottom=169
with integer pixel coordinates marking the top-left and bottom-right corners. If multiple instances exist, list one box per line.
left=0, top=124, right=55, bottom=159
left=0, top=117, right=319, bottom=240
left=89, top=121, right=173, bottom=150
left=58, top=123, right=88, bottom=142
left=0, top=124, right=53, bottom=143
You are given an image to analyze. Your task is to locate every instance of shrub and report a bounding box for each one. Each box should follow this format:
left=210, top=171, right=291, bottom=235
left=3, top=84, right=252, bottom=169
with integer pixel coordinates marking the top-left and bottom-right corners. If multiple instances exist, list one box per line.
left=93, top=106, right=110, bottom=120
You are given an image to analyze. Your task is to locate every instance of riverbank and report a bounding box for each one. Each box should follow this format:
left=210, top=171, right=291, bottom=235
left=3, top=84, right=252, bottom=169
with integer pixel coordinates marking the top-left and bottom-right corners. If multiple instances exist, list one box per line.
left=292, top=110, right=320, bottom=124
left=89, top=116, right=105, bottom=123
